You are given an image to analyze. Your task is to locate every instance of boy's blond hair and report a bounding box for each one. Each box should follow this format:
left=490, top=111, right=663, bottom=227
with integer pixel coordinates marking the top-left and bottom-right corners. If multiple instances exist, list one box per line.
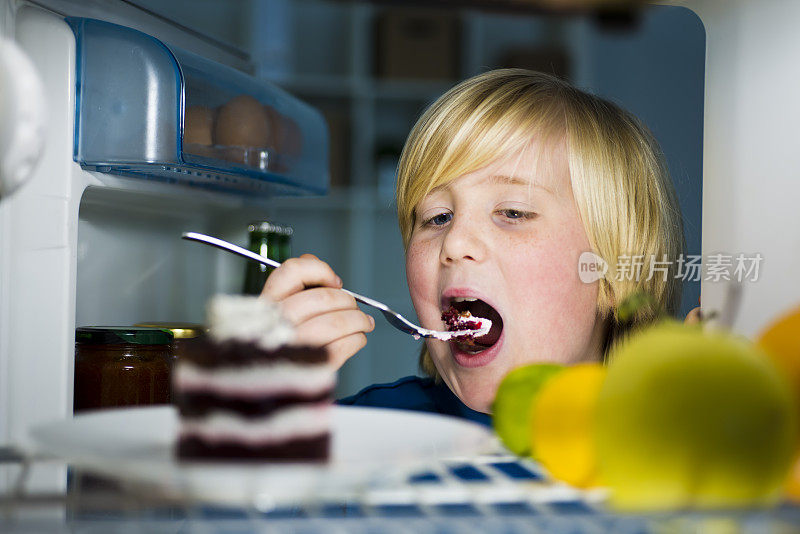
left=396, top=69, right=684, bottom=376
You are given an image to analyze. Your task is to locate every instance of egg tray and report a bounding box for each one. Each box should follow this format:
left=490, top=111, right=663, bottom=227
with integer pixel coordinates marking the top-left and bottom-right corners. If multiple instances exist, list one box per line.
left=66, top=17, right=329, bottom=198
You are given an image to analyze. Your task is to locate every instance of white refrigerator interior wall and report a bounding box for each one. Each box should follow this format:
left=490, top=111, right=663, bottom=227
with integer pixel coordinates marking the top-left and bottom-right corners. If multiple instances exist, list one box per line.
left=688, top=0, right=800, bottom=335
left=1, top=4, right=81, bottom=491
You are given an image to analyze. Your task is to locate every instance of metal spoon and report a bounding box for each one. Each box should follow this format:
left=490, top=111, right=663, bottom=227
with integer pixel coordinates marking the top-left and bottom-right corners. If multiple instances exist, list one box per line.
left=181, top=232, right=489, bottom=340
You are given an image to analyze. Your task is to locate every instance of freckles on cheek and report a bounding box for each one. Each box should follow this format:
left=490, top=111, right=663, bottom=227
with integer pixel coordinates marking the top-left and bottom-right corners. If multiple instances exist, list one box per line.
left=405, top=243, right=433, bottom=304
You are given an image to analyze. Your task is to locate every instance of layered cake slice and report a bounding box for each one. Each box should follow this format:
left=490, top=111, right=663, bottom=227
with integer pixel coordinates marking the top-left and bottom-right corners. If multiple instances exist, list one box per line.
left=174, top=295, right=334, bottom=461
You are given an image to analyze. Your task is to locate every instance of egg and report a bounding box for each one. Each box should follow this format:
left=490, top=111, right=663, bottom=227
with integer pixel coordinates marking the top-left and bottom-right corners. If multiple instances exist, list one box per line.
left=263, top=105, right=303, bottom=157
left=215, top=95, right=275, bottom=149
left=262, top=105, right=282, bottom=149
left=256, top=105, right=306, bottom=173
left=280, top=114, right=304, bottom=157
left=183, top=105, right=215, bottom=146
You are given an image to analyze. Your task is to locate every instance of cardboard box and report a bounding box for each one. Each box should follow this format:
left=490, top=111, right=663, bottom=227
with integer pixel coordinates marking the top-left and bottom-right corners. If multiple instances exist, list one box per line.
left=376, top=9, right=460, bottom=80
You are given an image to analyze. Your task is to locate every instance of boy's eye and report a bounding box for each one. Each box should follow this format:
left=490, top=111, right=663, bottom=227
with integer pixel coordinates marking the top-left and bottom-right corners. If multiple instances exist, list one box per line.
left=423, top=212, right=452, bottom=227
left=497, top=208, right=536, bottom=221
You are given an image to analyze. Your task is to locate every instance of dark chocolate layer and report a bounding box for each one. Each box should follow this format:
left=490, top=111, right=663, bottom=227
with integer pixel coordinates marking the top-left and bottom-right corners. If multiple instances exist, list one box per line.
left=180, top=337, right=327, bottom=368
left=177, top=434, right=329, bottom=462
left=175, top=390, right=332, bottom=418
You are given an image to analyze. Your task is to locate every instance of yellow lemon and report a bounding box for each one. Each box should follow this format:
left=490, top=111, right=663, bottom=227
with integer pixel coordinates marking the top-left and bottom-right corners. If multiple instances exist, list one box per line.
left=492, top=363, right=564, bottom=456
left=530, top=363, right=606, bottom=488
left=596, top=321, right=797, bottom=511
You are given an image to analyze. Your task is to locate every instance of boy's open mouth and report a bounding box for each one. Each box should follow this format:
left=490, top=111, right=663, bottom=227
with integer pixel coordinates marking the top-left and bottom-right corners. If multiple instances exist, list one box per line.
left=441, top=298, right=504, bottom=353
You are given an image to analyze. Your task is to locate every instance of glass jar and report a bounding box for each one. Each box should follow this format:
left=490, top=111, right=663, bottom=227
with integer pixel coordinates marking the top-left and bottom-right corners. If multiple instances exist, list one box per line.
left=133, top=322, right=206, bottom=362
left=73, top=327, right=173, bottom=413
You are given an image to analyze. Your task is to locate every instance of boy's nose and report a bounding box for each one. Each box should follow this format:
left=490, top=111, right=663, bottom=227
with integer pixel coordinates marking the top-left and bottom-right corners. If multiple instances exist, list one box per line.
left=439, top=217, right=487, bottom=265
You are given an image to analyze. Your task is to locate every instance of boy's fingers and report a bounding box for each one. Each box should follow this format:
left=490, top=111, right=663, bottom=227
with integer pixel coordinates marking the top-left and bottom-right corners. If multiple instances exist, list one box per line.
left=325, top=333, right=368, bottom=370
left=684, top=306, right=702, bottom=325
left=262, top=256, right=341, bottom=301
left=280, top=287, right=359, bottom=325
left=292, top=309, right=375, bottom=347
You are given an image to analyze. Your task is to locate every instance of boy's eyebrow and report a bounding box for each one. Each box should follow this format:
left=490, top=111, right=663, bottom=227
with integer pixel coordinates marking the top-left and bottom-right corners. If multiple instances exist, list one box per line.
left=428, top=175, right=555, bottom=195
left=487, top=174, right=554, bottom=195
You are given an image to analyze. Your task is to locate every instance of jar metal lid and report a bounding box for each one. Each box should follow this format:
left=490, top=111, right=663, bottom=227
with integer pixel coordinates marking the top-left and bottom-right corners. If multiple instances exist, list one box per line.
left=134, top=322, right=206, bottom=339
left=76, top=327, right=174, bottom=345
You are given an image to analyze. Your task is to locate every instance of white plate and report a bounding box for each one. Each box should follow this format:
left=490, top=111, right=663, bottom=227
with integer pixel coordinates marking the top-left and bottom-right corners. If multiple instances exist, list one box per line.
left=31, top=405, right=496, bottom=506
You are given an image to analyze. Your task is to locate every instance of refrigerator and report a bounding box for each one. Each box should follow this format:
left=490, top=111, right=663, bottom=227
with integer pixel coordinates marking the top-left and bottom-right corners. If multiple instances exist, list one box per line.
left=0, top=0, right=328, bottom=492
left=3, top=0, right=800, bottom=507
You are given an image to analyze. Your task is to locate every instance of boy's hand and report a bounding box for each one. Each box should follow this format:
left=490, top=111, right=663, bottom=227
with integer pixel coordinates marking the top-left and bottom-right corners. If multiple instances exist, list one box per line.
left=684, top=306, right=702, bottom=325
left=261, top=254, right=375, bottom=369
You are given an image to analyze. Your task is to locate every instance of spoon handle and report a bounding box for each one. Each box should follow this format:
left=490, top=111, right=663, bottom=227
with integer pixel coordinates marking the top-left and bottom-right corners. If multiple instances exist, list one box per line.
left=182, top=232, right=281, bottom=269
left=182, top=231, right=374, bottom=306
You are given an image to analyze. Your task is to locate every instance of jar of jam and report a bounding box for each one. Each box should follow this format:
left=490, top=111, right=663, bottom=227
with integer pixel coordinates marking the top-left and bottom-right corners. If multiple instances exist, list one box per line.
left=73, top=327, right=173, bottom=413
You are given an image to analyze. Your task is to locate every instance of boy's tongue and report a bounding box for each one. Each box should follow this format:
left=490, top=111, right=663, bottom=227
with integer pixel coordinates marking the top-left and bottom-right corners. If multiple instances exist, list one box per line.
left=473, top=322, right=502, bottom=347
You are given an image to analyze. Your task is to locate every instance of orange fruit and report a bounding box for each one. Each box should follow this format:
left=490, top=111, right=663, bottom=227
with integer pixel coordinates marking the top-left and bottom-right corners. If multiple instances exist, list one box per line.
left=786, top=452, right=800, bottom=501
left=758, top=305, right=800, bottom=501
left=758, top=305, right=800, bottom=409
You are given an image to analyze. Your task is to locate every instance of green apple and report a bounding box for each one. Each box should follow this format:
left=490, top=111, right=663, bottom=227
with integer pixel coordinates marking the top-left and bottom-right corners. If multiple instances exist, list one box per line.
left=492, top=363, right=563, bottom=456
left=596, top=321, right=798, bottom=511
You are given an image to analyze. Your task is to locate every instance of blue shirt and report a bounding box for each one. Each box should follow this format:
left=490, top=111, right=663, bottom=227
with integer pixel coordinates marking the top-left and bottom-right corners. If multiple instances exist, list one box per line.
left=337, top=375, right=492, bottom=427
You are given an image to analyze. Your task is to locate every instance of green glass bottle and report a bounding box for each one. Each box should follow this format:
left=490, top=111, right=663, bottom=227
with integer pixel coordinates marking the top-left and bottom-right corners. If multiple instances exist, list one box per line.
left=242, top=221, right=280, bottom=295
left=278, top=225, right=293, bottom=263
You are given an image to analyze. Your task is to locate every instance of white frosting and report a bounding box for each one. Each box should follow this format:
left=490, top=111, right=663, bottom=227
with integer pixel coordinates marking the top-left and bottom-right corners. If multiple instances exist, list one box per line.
left=207, top=294, right=295, bottom=350
left=179, top=404, right=330, bottom=445
left=413, top=313, right=493, bottom=341
left=175, top=361, right=335, bottom=398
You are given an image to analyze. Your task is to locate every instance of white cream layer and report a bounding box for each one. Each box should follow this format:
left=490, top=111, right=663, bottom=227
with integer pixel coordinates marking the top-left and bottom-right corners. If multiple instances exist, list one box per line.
left=413, top=314, right=493, bottom=341
left=440, top=313, right=492, bottom=341
left=207, top=294, right=295, bottom=350
left=175, top=361, right=335, bottom=398
left=179, top=404, right=330, bottom=446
